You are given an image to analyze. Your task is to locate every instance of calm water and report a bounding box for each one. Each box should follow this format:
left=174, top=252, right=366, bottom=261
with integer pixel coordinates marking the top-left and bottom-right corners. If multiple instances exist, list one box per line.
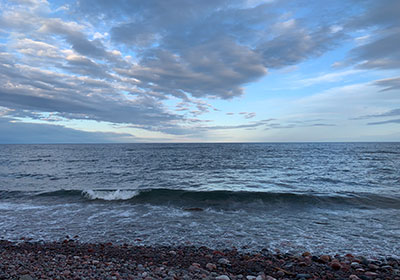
left=0, top=143, right=399, bottom=257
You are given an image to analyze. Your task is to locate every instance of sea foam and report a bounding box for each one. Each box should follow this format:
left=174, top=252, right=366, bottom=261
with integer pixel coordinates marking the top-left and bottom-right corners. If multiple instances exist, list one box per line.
left=82, top=189, right=140, bottom=201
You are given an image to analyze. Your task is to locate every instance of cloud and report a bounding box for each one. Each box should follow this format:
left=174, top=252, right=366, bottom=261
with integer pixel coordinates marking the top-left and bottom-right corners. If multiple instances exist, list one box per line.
left=74, top=0, right=347, bottom=100
left=346, top=0, right=400, bottom=70
left=298, top=70, right=361, bottom=86
left=239, top=112, right=256, bottom=119
left=351, top=29, right=400, bottom=70
left=374, top=77, right=400, bottom=91
left=1, top=0, right=399, bottom=141
left=368, top=119, right=400, bottom=125
left=0, top=47, right=183, bottom=128
left=353, top=108, right=400, bottom=120
left=200, top=119, right=272, bottom=130
left=0, top=117, right=133, bottom=143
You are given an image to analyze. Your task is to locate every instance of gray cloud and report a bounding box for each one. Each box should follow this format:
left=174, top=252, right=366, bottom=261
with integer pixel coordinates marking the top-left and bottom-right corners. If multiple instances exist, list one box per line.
left=0, top=117, right=132, bottom=144
left=265, top=121, right=336, bottom=130
left=368, top=119, right=400, bottom=125
left=1, top=0, right=398, bottom=140
left=352, top=29, right=400, bottom=70
left=347, top=0, right=400, bottom=69
left=354, top=108, right=400, bottom=120
left=38, top=18, right=109, bottom=59
left=0, top=52, right=182, bottom=127
left=374, top=77, right=400, bottom=91
left=75, top=0, right=347, bottom=100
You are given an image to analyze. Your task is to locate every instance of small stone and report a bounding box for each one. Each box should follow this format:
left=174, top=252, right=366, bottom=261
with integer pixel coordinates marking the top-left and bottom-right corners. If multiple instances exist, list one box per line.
left=351, top=262, right=361, bottom=268
left=320, top=255, right=331, bottom=263
left=246, top=276, right=257, bottom=280
left=218, top=258, right=230, bottom=265
left=206, top=263, right=217, bottom=270
left=365, top=271, right=378, bottom=276
left=192, top=263, right=201, bottom=268
left=330, top=261, right=342, bottom=270
left=216, top=275, right=231, bottom=280
left=296, top=274, right=311, bottom=279
left=256, top=275, right=265, bottom=280
left=368, top=264, right=379, bottom=271
left=349, top=275, right=361, bottom=280
left=361, top=258, right=370, bottom=266
left=189, top=265, right=200, bottom=272
left=168, top=250, right=177, bottom=255
left=311, top=256, right=319, bottom=262
left=302, top=252, right=311, bottom=257
left=276, top=271, right=285, bottom=277
left=382, top=265, right=393, bottom=271
left=19, top=276, right=34, bottom=280
left=266, top=276, right=277, bottom=280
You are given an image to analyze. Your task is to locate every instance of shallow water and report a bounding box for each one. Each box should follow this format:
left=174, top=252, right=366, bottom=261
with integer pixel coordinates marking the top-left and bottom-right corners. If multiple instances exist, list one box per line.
left=0, top=143, right=399, bottom=257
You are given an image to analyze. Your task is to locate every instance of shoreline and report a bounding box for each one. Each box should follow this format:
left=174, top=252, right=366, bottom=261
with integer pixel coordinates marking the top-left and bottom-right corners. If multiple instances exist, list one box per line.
left=0, top=239, right=398, bottom=280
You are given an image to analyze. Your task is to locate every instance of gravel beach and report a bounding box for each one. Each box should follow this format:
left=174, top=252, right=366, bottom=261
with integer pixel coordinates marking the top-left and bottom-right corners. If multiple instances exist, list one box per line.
left=0, top=239, right=399, bottom=280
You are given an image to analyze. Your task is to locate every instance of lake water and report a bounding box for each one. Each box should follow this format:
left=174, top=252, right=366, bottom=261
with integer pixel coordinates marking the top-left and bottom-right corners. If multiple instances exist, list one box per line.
left=0, top=143, right=399, bottom=257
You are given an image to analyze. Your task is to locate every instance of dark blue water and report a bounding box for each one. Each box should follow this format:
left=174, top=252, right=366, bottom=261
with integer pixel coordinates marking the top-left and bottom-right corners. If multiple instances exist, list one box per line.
left=0, top=143, right=399, bottom=257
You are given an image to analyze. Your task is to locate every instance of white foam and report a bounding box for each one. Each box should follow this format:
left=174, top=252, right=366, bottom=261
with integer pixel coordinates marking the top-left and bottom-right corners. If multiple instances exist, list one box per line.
left=83, top=189, right=139, bottom=201
left=0, top=202, right=45, bottom=210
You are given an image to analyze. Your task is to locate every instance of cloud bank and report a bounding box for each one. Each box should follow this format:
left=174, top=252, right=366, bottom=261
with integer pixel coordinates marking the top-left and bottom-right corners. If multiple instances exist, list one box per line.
left=0, top=0, right=399, bottom=141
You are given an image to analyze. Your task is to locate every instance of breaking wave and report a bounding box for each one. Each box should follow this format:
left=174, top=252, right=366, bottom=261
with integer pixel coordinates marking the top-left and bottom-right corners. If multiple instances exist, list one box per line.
left=82, top=189, right=140, bottom=200
left=1, top=189, right=399, bottom=209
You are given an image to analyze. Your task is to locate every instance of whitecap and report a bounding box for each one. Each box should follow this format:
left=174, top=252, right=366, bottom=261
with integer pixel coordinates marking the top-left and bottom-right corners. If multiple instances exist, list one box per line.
left=82, top=189, right=139, bottom=201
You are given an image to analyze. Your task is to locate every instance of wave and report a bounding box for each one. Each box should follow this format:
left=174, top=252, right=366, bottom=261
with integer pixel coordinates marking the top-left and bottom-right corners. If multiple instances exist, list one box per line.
left=1, top=189, right=399, bottom=209
left=82, top=189, right=139, bottom=200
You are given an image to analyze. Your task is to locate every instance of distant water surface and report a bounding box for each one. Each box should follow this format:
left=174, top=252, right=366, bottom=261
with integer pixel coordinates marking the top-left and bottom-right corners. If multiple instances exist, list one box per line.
left=0, top=143, right=399, bottom=257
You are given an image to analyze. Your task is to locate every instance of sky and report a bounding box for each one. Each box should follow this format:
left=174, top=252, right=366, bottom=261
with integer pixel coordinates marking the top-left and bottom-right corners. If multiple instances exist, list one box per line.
left=0, top=0, right=399, bottom=143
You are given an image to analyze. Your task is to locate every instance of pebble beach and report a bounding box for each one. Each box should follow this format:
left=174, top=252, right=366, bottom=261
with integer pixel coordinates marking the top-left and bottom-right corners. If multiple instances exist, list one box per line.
left=1, top=239, right=399, bottom=280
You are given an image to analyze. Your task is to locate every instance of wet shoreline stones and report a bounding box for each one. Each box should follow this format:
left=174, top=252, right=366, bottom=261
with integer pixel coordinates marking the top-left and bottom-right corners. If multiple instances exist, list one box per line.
left=0, top=240, right=399, bottom=279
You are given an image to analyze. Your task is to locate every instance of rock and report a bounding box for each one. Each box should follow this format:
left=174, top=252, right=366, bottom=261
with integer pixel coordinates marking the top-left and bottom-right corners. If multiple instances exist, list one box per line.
left=320, top=255, right=331, bottom=263
left=361, top=258, right=370, bottom=266
left=184, top=208, right=204, bottom=211
left=381, top=265, right=393, bottom=271
left=192, top=262, right=201, bottom=268
left=266, top=276, right=277, bottom=280
left=296, top=274, right=311, bottom=279
left=276, top=271, right=285, bottom=277
left=368, top=264, right=379, bottom=271
left=351, top=262, right=361, bottom=268
left=256, top=275, right=266, bottom=280
left=349, top=275, right=361, bottom=280
left=302, top=252, right=311, bottom=257
left=19, top=276, right=34, bottom=280
left=189, top=265, right=200, bottom=272
left=365, top=271, right=378, bottom=276
left=206, top=263, right=217, bottom=270
left=246, top=276, right=257, bottom=280
left=218, top=258, right=230, bottom=265
left=216, top=275, right=231, bottom=280
left=330, top=261, right=342, bottom=270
